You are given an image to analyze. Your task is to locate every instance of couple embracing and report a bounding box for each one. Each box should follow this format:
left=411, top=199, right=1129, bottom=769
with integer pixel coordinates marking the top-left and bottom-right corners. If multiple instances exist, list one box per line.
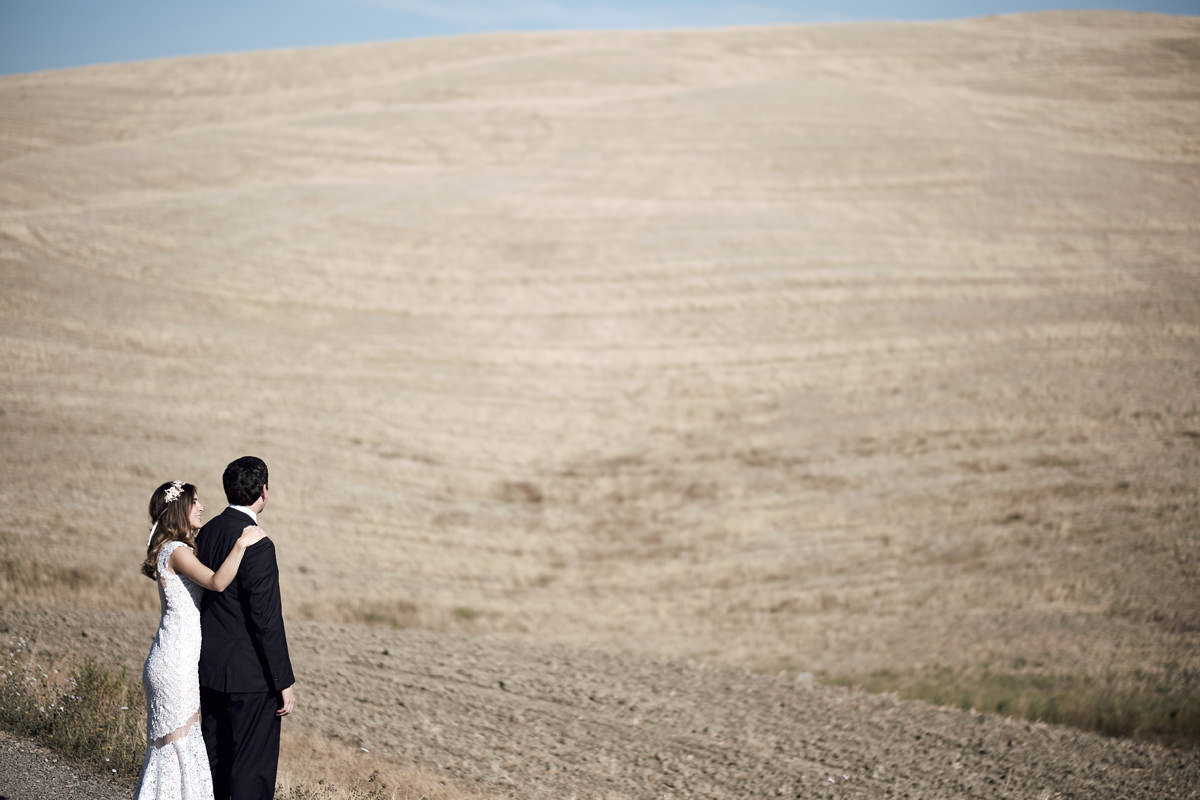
left=135, top=456, right=296, bottom=800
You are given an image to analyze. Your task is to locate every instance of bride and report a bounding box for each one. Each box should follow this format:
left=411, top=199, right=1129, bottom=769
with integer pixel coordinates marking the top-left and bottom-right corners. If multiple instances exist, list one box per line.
left=134, top=480, right=265, bottom=799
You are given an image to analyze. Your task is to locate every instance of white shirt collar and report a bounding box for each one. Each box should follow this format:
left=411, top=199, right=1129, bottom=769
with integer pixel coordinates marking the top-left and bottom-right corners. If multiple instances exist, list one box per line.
left=229, top=505, right=258, bottom=523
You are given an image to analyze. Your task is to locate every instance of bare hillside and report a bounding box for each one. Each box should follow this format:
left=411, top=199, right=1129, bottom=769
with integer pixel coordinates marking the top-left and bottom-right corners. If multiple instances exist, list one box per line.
left=1, top=10, right=1198, bottom=797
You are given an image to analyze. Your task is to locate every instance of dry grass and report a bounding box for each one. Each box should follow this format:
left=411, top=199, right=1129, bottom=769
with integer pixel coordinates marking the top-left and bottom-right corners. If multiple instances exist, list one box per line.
left=1, top=556, right=157, bottom=614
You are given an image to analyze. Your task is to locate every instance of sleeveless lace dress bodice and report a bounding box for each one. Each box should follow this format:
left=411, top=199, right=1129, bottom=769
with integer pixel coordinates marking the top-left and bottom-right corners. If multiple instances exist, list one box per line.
left=134, top=540, right=214, bottom=800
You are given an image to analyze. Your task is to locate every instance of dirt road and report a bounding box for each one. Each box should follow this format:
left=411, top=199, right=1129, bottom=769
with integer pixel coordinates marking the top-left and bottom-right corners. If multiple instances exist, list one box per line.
left=0, top=730, right=125, bottom=800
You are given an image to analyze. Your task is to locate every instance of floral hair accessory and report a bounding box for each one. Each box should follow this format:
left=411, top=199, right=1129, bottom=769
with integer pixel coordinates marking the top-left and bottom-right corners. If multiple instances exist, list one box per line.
left=163, top=481, right=184, bottom=504
left=147, top=481, right=186, bottom=546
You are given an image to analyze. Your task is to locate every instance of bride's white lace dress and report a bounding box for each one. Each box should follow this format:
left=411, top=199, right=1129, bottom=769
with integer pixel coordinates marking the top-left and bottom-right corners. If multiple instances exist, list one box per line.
left=134, top=540, right=213, bottom=800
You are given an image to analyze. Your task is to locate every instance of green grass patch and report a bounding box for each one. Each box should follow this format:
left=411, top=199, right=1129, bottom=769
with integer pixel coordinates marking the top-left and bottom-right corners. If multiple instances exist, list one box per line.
left=453, top=606, right=481, bottom=621
left=0, top=643, right=144, bottom=783
left=829, top=664, right=1200, bottom=748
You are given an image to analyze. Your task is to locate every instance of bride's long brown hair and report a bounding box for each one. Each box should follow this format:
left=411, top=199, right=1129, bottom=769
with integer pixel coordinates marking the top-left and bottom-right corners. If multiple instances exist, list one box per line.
left=141, top=481, right=199, bottom=580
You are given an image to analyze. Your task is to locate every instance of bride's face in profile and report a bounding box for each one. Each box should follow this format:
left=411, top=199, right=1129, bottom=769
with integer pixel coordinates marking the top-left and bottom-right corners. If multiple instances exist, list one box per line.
left=188, top=496, right=204, bottom=529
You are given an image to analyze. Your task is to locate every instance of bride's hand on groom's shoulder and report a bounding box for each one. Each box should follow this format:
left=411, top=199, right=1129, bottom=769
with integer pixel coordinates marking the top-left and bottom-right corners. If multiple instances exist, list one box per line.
left=237, top=525, right=268, bottom=549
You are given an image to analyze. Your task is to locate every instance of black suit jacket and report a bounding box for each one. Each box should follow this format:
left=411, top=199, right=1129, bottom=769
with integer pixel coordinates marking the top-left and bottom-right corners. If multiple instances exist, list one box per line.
left=196, top=507, right=294, bottom=694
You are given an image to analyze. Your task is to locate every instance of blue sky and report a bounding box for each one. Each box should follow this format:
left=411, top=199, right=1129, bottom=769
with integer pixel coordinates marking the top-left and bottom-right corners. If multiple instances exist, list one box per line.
left=1, top=0, right=1197, bottom=75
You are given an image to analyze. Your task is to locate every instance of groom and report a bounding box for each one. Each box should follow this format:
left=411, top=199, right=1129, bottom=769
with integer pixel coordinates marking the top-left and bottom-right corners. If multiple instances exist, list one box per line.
left=197, top=456, right=296, bottom=800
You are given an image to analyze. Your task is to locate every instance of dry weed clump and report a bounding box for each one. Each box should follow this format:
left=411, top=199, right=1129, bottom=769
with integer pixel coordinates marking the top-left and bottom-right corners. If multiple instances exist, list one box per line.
left=278, top=727, right=496, bottom=800
left=344, top=598, right=421, bottom=629
left=831, top=664, right=1200, bottom=748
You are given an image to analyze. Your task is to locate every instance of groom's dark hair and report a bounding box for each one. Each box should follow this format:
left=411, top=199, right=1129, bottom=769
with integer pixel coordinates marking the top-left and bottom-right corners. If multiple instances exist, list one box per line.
left=223, top=456, right=269, bottom=506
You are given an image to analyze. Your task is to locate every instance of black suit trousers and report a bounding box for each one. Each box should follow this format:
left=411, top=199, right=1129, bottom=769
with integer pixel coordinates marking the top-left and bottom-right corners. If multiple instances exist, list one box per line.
left=201, top=687, right=280, bottom=800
